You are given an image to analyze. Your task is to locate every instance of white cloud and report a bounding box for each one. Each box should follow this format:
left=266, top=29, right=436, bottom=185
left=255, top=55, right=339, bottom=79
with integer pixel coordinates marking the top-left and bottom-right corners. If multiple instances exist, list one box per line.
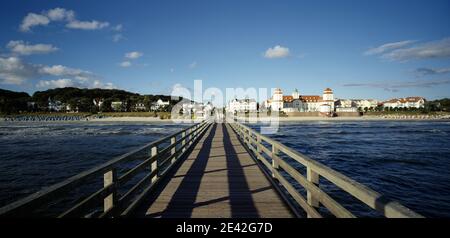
left=264, top=45, right=290, bottom=59
left=66, top=20, right=110, bottom=30
left=0, top=56, right=114, bottom=89
left=171, top=83, right=192, bottom=100
left=38, top=65, right=90, bottom=77
left=0, top=57, right=38, bottom=84
left=112, top=33, right=124, bottom=42
left=20, top=13, right=50, bottom=32
left=36, top=78, right=74, bottom=88
left=125, top=51, right=143, bottom=59
left=383, top=38, right=450, bottom=61
left=20, top=8, right=110, bottom=32
left=365, top=38, right=450, bottom=61
left=119, top=61, right=132, bottom=67
left=7, top=40, right=58, bottom=55
left=92, top=80, right=115, bottom=89
left=36, top=78, right=116, bottom=89
left=343, top=79, right=450, bottom=92
left=46, top=8, right=75, bottom=21
left=364, top=40, right=415, bottom=56
left=415, top=67, right=450, bottom=76
left=113, top=24, right=123, bottom=32
left=111, top=25, right=124, bottom=42
left=189, top=61, right=197, bottom=69
left=119, top=52, right=142, bottom=67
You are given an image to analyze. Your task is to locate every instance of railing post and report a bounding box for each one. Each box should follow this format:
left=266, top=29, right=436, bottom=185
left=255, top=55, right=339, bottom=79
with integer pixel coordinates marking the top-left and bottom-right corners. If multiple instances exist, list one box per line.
left=256, top=135, right=261, bottom=155
left=171, top=136, right=176, bottom=163
left=193, top=125, right=198, bottom=139
left=188, top=128, right=193, bottom=145
left=182, top=131, right=186, bottom=152
left=151, top=146, right=158, bottom=183
left=271, top=145, right=279, bottom=179
left=307, top=167, right=320, bottom=217
left=103, top=169, right=117, bottom=214
left=245, top=128, right=250, bottom=145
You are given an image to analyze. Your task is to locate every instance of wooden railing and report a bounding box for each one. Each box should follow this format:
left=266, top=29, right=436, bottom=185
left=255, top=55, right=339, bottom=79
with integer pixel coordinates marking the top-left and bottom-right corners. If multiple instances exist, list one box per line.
left=229, top=121, right=423, bottom=218
left=0, top=120, right=211, bottom=217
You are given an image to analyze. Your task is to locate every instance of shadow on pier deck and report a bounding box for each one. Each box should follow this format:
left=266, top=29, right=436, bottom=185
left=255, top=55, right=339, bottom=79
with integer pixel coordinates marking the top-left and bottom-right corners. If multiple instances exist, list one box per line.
left=133, top=123, right=294, bottom=218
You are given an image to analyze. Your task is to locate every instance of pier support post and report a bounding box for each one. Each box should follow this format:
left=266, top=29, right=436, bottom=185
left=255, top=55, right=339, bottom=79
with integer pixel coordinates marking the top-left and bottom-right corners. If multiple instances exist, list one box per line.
left=182, top=131, right=186, bottom=152
left=151, top=146, right=158, bottom=183
left=271, top=146, right=279, bottom=179
left=245, top=128, right=250, bottom=146
left=171, top=136, right=176, bottom=163
left=188, top=128, right=193, bottom=146
left=256, top=136, right=261, bottom=156
left=307, top=167, right=320, bottom=217
left=193, top=125, right=197, bottom=139
left=103, top=169, right=117, bottom=214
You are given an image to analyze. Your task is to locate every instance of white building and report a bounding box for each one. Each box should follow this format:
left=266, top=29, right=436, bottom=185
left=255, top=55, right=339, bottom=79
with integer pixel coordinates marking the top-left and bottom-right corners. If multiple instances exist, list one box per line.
left=66, top=104, right=79, bottom=113
left=264, top=88, right=335, bottom=114
left=322, top=88, right=335, bottom=112
left=134, top=102, right=146, bottom=111
left=336, top=107, right=358, bottom=113
left=48, top=98, right=64, bottom=112
left=179, top=101, right=205, bottom=117
left=336, top=99, right=353, bottom=108
left=335, top=99, right=379, bottom=112
left=352, top=99, right=379, bottom=109
left=270, top=88, right=284, bottom=111
left=150, top=99, right=170, bottom=111
left=111, top=101, right=127, bottom=112
left=383, top=97, right=426, bottom=109
left=227, top=99, right=257, bottom=113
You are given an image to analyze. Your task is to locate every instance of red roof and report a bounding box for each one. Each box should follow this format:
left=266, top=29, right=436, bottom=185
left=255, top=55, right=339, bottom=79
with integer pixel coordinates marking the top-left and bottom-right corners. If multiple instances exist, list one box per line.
left=283, top=96, right=294, bottom=102
left=299, top=95, right=322, bottom=102
left=384, top=97, right=425, bottom=104
left=323, top=88, right=333, bottom=94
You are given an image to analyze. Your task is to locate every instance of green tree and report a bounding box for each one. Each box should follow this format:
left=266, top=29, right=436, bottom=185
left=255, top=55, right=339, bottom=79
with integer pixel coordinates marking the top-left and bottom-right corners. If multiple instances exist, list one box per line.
left=78, top=98, right=93, bottom=112
left=100, top=98, right=113, bottom=112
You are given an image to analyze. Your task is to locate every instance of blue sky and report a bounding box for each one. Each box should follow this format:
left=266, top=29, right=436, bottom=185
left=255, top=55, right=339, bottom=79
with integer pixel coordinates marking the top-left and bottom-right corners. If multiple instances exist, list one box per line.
left=1, top=0, right=450, bottom=101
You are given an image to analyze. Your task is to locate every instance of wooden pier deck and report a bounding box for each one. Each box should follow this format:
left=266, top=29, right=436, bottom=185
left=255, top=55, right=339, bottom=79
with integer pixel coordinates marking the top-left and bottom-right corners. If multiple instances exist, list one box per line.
left=134, top=123, right=294, bottom=218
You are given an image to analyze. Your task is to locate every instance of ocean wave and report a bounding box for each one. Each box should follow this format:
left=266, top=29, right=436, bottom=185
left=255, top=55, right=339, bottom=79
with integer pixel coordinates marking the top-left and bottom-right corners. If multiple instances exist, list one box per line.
left=0, top=124, right=185, bottom=138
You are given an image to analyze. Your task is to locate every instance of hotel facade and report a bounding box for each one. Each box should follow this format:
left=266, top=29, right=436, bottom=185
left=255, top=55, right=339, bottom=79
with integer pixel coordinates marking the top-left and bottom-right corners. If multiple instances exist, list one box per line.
left=263, top=88, right=335, bottom=115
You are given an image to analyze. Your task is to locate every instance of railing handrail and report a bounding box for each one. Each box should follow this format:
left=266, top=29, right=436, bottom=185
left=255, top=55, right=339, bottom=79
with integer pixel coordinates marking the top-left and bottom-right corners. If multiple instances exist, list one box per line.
left=0, top=120, right=211, bottom=217
left=230, top=121, right=423, bottom=218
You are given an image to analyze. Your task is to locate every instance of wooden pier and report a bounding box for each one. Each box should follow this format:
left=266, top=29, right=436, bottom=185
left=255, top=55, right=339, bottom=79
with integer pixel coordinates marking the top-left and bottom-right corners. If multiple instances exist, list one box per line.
left=0, top=119, right=423, bottom=218
left=135, top=123, right=293, bottom=218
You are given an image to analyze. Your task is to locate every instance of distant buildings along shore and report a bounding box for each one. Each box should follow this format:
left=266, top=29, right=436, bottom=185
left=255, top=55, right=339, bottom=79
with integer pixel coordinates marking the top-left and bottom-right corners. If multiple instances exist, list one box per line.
left=226, top=87, right=426, bottom=117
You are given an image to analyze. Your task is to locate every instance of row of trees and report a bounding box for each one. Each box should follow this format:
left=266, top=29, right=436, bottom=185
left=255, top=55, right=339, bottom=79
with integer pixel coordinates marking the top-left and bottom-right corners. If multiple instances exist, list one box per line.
left=0, top=89, right=30, bottom=114
left=0, top=87, right=181, bottom=114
